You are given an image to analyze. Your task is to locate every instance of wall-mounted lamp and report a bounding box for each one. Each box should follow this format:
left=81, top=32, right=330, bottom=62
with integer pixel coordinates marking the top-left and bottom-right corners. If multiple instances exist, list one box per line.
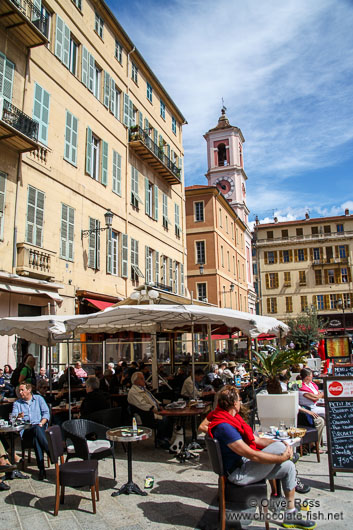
left=199, top=264, right=204, bottom=275
left=81, top=209, right=114, bottom=240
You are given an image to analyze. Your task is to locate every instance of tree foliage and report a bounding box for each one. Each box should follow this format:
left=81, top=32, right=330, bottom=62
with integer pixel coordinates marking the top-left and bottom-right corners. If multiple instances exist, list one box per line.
left=286, top=306, right=324, bottom=349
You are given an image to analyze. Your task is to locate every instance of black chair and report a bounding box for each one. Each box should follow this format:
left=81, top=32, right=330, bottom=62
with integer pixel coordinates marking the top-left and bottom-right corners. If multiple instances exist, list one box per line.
left=62, top=419, right=116, bottom=479
left=205, top=436, right=269, bottom=530
left=45, top=425, right=99, bottom=516
left=87, top=407, right=122, bottom=429
left=297, top=412, right=320, bottom=462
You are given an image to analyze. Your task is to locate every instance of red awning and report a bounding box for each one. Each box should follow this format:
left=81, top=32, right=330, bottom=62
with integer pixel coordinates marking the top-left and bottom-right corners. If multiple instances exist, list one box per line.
left=211, top=334, right=236, bottom=340
left=85, top=298, right=115, bottom=311
left=257, top=333, right=277, bottom=340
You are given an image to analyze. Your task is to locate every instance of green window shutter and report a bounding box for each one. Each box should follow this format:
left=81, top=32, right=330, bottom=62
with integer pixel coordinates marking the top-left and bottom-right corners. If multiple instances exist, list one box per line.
left=25, top=186, right=36, bottom=244
left=121, top=233, right=128, bottom=277
left=33, top=83, right=50, bottom=145
left=110, top=78, right=116, bottom=114
left=63, top=21, right=70, bottom=68
left=71, top=115, right=78, bottom=165
left=123, top=93, right=129, bottom=126
left=107, top=228, right=112, bottom=274
left=154, top=185, right=158, bottom=220
left=55, top=15, right=64, bottom=61
left=166, top=144, right=170, bottom=159
left=88, top=217, right=96, bottom=268
left=60, top=203, right=68, bottom=258
left=128, top=98, right=134, bottom=127
left=145, top=245, right=149, bottom=283
left=155, top=251, right=160, bottom=284
left=82, top=46, right=88, bottom=87
left=112, top=150, right=121, bottom=195
left=139, top=111, right=143, bottom=129
left=68, top=206, right=74, bottom=261
left=101, top=140, right=108, bottom=185
left=169, top=257, right=173, bottom=288
left=103, top=71, right=110, bottom=108
left=26, top=186, right=44, bottom=247
left=145, top=177, right=149, bottom=215
left=0, top=53, right=15, bottom=103
left=153, top=128, right=158, bottom=146
left=144, top=118, right=149, bottom=131
left=88, top=52, right=95, bottom=92
left=85, top=126, right=93, bottom=176
left=181, top=264, right=184, bottom=296
left=64, top=110, right=78, bottom=165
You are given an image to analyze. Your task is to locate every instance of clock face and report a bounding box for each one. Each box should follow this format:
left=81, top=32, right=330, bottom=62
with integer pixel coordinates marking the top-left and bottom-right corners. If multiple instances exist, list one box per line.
left=215, top=176, right=235, bottom=199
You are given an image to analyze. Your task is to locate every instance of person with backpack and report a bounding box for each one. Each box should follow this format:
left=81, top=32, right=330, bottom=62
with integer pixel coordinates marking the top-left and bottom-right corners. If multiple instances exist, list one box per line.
left=18, top=355, right=37, bottom=387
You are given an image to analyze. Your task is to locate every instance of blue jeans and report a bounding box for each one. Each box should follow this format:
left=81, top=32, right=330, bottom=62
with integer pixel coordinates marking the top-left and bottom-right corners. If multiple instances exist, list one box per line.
left=22, top=425, right=49, bottom=470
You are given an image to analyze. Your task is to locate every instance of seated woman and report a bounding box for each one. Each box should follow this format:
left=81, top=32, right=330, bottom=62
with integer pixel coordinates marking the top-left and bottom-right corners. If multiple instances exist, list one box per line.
left=299, top=368, right=325, bottom=418
left=200, top=386, right=316, bottom=530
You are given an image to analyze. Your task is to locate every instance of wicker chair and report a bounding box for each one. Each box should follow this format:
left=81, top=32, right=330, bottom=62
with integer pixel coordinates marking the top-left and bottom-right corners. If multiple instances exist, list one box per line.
left=62, top=419, right=116, bottom=479
left=87, top=407, right=122, bottom=429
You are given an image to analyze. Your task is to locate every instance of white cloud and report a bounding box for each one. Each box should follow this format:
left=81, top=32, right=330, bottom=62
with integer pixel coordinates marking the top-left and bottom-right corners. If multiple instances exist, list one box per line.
left=110, top=0, right=353, bottom=215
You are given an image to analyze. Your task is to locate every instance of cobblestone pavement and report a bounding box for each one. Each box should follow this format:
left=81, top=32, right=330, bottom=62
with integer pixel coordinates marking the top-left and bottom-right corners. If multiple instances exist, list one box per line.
left=0, top=437, right=352, bottom=529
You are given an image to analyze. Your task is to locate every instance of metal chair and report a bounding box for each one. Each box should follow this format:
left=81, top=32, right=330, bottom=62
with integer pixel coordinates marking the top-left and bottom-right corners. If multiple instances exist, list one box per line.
left=205, top=435, right=269, bottom=530
left=62, top=419, right=116, bottom=479
left=45, top=425, right=98, bottom=516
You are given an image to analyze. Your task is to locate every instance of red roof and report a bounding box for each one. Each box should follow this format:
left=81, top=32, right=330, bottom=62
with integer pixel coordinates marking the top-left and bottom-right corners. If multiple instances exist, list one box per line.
left=85, top=298, right=115, bottom=311
left=185, top=185, right=212, bottom=190
left=256, top=214, right=352, bottom=229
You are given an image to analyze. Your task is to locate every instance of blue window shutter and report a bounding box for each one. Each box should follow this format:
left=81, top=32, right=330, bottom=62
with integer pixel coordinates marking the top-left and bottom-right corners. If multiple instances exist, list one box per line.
left=145, top=246, right=149, bottom=283
left=155, top=251, right=160, bottom=284
left=101, top=140, right=108, bottom=185
left=145, top=177, right=149, bottom=215
left=128, top=98, right=134, bottom=126
left=82, top=46, right=88, bottom=87
left=88, top=53, right=95, bottom=92
left=33, top=83, right=50, bottom=145
left=107, top=228, right=112, bottom=274
left=110, top=78, right=116, bottom=114
left=139, top=111, right=143, bottom=129
left=181, top=264, right=184, bottom=296
left=121, top=233, right=128, bottom=277
left=71, top=115, right=78, bottom=165
left=86, top=126, right=92, bottom=176
left=154, top=185, right=158, bottom=221
left=55, top=15, right=64, bottom=61
left=123, top=93, right=129, bottom=126
left=62, top=22, right=70, bottom=68
left=153, top=128, right=158, bottom=145
left=0, top=53, right=15, bottom=103
left=103, top=71, right=110, bottom=108
left=144, top=118, right=148, bottom=131
left=64, top=110, right=72, bottom=162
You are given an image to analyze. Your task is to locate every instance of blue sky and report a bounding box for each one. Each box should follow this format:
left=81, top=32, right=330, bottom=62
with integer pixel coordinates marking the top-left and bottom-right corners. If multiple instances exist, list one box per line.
left=107, top=0, right=353, bottom=223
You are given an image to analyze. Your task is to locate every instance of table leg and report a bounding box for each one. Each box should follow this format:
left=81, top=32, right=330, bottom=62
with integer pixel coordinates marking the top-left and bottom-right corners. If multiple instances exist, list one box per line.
left=187, top=415, right=202, bottom=450
left=111, top=443, right=147, bottom=497
left=176, top=419, right=198, bottom=463
left=10, top=432, right=15, bottom=465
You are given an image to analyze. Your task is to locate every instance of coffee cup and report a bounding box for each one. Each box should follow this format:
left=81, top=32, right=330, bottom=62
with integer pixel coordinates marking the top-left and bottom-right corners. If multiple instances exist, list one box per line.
left=270, top=426, right=277, bottom=435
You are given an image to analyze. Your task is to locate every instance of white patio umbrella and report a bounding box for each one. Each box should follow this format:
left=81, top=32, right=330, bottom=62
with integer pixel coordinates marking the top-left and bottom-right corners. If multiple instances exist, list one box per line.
left=0, top=315, right=69, bottom=346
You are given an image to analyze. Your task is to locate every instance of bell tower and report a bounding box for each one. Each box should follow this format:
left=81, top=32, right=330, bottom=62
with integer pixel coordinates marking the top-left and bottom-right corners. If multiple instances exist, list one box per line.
left=204, top=107, right=249, bottom=225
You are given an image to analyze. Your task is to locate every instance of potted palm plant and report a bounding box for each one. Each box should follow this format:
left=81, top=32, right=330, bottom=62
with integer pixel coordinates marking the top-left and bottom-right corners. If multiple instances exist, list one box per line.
left=252, top=349, right=304, bottom=394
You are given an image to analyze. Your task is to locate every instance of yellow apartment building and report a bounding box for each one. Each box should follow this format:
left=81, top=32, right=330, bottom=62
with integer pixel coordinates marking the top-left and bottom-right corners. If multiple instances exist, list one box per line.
left=0, top=0, right=187, bottom=366
left=186, top=185, right=248, bottom=310
left=253, top=211, right=353, bottom=330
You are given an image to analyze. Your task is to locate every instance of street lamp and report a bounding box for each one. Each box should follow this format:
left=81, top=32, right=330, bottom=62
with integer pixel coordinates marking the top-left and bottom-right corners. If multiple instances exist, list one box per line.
left=81, top=209, right=114, bottom=240
left=223, top=283, right=235, bottom=308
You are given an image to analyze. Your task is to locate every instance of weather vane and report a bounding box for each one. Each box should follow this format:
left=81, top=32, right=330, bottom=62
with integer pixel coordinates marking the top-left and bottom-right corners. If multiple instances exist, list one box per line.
left=221, top=97, right=227, bottom=112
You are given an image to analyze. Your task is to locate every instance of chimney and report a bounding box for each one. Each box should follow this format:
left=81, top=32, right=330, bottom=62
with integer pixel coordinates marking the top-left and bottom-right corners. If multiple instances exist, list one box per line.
left=255, top=215, right=259, bottom=226
left=305, top=212, right=310, bottom=220
left=274, top=217, right=278, bottom=223
left=345, top=208, right=349, bottom=216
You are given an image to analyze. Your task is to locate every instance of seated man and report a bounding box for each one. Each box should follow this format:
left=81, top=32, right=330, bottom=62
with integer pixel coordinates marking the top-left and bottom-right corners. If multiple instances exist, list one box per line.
left=80, top=376, right=109, bottom=418
left=128, top=371, right=172, bottom=448
left=201, top=386, right=316, bottom=530
left=12, top=383, right=50, bottom=480
left=181, top=368, right=214, bottom=399
left=74, top=361, right=88, bottom=382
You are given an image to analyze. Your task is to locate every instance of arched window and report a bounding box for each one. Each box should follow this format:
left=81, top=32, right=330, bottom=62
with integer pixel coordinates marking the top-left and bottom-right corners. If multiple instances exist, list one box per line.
left=217, top=143, right=227, bottom=166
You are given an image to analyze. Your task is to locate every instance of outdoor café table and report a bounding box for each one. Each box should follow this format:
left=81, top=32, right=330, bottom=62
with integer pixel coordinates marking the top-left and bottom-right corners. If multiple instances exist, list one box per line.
left=107, top=426, right=152, bottom=497
left=0, top=423, right=31, bottom=463
left=159, top=404, right=210, bottom=461
left=51, top=403, right=81, bottom=415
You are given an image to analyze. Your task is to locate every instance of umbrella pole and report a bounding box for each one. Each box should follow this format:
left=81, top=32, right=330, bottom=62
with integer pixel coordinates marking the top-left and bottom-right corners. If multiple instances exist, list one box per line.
left=191, top=321, right=196, bottom=400
left=207, top=324, right=213, bottom=364
left=248, top=336, right=256, bottom=430
left=48, top=333, right=53, bottom=397
left=152, top=332, right=158, bottom=390
left=67, top=338, right=71, bottom=420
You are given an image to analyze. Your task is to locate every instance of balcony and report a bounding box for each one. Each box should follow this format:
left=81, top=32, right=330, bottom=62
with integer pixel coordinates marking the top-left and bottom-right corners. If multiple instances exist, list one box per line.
left=312, top=257, right=349, bottom=268
left=16, top=243, right=56, bottom=280
left=0, top=0, right=48, bottom=48
left=0, top=99, right=39, bottom=152
left=129, top=126, right=181, bottom=185
left=255, top=230, right=353, bottom=246
left=155, top=282, right=172, bottom=292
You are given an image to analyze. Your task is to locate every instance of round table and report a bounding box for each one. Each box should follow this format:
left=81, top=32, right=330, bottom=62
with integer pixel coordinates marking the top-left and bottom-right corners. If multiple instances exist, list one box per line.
left=107, top=426, right=152, bottom=497
left=0, top=423, right=31, bottom=463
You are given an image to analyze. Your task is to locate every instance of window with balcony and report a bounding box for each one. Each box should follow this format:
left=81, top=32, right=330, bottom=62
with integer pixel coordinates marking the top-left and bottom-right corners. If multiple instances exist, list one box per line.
left=330, top=294, right=338, bottom=310
left=338, top=245, right=347, bottom=258
left=285, top=297, right=293, bottom=313
left=33, top=83, right=50, bottom=145
left=265, top=251, right=277, bottom=264
left=281, top=229, right=288, bottom=238
left=60, top=203, right=74, bottom=261
left=26, top=186, right=44, bottom=247
left=313, top=247, right=320, bottom=260
left=316, top=294, right=324, bottom=310
left=284, top=271, right=291, bottom=286
left=197, top=283, right=207, bottom=302
left=301, top=296, right=308, bottom=312
left=86, top=128, right=108, bottom=185
left=107, top=230, right=119, bottom=275
left=146, top=82, right=152, bottom=103
left=315, top=269, right=322, bottom=285
left=324, top=225, right=331, bottom=234
left=64, top=110, right=78, bottom=166
left=337, top=224, right=344, bottom=233
left=267, top=231, right=273, bottom=240
left=112, top=150, right=121, bottom=195
left=131, top=62, right=138, bottom=83
left=194, top=201, right=204, bottom=222
left=160, top=99, right=165, bottom=119
left=196, top=241, right=205, bottom=264
left=95, top=12, right=104, bottom=38
left=311, top=226, right=319, bottom=235
left=0, top=171, right=6, bottom=240
left=267, top=297, right=277, bottom=314
left=299, top=271, right=306, bottom=285
left=88, top=217, right=100, bottom=269
left=296, top=227, right=303, bottom=237
left=115, top=39, right=122, bottom=63
left=0, top=53, right=14, bottom=104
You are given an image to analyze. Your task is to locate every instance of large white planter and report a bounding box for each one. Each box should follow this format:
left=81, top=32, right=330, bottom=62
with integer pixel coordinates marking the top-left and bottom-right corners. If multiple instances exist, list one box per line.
left=256, top=392, right=299, bottom=430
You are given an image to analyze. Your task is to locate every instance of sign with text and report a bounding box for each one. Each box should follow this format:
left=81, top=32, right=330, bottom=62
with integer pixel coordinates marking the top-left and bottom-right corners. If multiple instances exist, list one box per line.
left=324, top=377, right=353, bottom=492
left=333, top=364, right=353, bottom=377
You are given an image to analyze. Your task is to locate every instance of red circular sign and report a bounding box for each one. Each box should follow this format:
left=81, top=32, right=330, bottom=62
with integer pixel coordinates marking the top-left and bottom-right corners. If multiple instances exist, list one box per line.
left=329, top=382, right=343, bottom=396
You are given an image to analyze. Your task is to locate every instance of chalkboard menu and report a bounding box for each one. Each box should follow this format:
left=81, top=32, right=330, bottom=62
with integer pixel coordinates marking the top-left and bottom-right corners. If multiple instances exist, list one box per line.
left=324, top=377, right=353, bottom=491
left=333, top=364, right=353, bottom=377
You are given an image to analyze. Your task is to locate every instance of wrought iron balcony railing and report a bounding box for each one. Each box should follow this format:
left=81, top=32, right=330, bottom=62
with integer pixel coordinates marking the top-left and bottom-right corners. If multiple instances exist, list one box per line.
left=10, top=0, right=48, bottom=36
left=1, top=99, right=39, bottom=142
left=129, top=126, right=181, bottom=184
